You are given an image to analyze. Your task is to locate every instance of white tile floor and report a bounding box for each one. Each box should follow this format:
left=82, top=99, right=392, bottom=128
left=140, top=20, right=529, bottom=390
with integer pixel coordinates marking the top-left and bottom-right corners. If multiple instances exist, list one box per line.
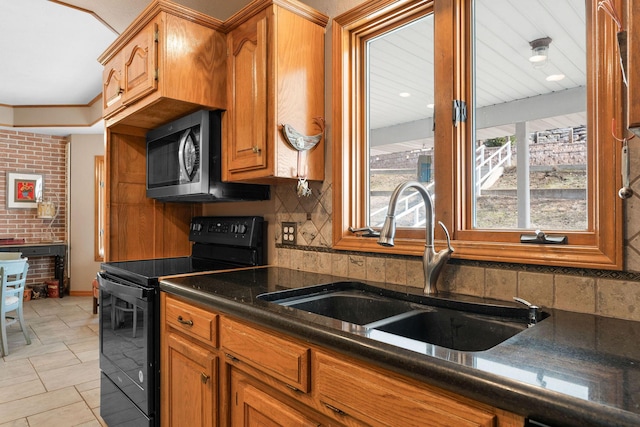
left=0, top=296, right=105, bottom=426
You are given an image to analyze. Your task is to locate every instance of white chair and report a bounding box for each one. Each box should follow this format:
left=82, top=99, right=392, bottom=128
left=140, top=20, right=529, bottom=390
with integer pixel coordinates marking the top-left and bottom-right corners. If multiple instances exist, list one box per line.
left=0, top=252, right=22, bottom=260
left=0, top=258, right=31, bottom=356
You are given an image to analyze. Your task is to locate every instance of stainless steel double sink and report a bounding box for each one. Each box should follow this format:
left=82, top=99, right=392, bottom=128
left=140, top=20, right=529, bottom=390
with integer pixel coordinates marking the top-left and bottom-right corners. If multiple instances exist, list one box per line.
left=257, top=282, right=548, bottom=352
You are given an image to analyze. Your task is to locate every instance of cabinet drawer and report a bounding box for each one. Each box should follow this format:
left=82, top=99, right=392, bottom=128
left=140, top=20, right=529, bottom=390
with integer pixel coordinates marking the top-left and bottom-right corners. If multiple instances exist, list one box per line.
left=315, top=352, right=497, bottom=427
left=165, top=295, right=218, bottom=348
left=221, top=317, right=310, bottom=393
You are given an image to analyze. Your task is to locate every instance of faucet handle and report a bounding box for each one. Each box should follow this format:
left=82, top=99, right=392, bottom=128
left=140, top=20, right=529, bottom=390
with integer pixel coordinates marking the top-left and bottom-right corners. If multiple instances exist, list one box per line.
left=438, top=221, right=454, bottom=252
left=349, top=226, right=380, bottom=238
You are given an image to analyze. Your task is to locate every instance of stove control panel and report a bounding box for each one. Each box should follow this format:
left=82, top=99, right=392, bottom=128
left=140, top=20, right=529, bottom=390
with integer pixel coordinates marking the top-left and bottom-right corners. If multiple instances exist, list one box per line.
left=189, top=216, right=264, bottom=247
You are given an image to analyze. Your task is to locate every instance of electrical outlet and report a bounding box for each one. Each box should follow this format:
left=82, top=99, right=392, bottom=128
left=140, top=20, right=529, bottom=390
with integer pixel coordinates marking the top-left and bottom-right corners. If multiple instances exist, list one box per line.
left=282, top=222, right=297, bottom=245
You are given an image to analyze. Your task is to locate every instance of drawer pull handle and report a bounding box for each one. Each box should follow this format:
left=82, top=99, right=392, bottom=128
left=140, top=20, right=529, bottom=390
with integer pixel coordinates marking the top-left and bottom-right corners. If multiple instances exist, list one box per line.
left=225, top=353, right=240, bottom=363
left=322, top=402, right=347, bottom=416
left=285, top=383, right=300, bottom=393
left=177, top=316, right=193, bottom=326
left=200, top=372, right=210, bottom=384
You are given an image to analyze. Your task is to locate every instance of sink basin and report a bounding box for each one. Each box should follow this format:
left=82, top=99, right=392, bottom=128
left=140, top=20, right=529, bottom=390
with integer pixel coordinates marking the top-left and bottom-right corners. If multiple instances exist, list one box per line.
left=257, top=281, right=547, bottom=352
left=261, top=288, right=417, bottom=325
left=369, top=308, right=528, bottom=352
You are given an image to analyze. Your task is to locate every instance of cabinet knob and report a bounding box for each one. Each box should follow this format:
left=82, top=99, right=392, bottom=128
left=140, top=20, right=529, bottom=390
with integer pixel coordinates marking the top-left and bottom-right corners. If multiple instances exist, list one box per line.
left=177, top=315, right=193, bottom=326
left=200, top=372, right=210, bottom=384
left=252, top=146, right=261, bottom=154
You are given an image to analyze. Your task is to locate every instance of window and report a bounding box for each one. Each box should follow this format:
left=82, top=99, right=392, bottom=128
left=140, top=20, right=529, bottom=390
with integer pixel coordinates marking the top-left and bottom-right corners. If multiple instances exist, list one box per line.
left=472, top=0, right=587, bottom=231
left=332, top=0, right=623, bottom=269
left=367, top=13, right=435, bottom=229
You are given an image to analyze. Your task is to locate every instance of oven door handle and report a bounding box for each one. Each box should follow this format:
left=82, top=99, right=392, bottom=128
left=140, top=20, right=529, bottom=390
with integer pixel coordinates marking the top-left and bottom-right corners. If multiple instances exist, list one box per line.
left=97, top=272, right=152, bottom=300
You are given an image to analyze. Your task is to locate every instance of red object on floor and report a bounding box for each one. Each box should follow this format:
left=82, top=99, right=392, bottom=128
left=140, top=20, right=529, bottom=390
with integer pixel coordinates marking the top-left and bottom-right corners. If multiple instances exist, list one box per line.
left=45, top=280, right=59, bottom=298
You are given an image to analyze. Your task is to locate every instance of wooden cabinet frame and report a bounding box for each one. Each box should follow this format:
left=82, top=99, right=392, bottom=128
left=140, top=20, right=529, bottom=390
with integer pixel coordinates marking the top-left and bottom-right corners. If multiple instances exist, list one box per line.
left=222, top=1, right=328, bottom=183
left=163, top=293, right=524, bottom=427
left=332, top=0, right=625, bottom=270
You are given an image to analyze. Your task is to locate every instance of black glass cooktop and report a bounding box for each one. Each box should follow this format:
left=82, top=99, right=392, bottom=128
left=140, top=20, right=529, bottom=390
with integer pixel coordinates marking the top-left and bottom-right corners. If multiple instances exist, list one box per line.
left=101, top=256, right=242, bottom=286
left=100, top=216, right=265, bottom=287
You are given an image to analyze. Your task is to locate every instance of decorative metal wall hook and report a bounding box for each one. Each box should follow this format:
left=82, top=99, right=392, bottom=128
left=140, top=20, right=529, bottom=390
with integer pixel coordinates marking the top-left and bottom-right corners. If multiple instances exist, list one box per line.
left=611, top=120, right=635, bottom=199
left=281, top=118, right=325, bottom=198
left=619, top=140, right=633, bottom=199
left=611, top=118, right=636, bottom=143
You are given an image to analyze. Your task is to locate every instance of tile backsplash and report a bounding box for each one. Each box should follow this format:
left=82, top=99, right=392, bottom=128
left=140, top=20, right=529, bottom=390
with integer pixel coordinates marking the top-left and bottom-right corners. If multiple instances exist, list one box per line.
left=273, top=181, right=640, bottom=323
left=274, top=180, right=333, bottom=248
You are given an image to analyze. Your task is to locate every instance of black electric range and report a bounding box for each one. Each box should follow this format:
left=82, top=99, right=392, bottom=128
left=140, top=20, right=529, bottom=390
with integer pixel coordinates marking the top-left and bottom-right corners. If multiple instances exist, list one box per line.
left=97, top=216, right=265, bottom=427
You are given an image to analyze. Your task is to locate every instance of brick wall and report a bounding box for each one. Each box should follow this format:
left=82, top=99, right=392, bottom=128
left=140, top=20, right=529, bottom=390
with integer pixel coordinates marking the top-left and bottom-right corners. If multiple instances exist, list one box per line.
left=0, top=129, right=67, bottom=287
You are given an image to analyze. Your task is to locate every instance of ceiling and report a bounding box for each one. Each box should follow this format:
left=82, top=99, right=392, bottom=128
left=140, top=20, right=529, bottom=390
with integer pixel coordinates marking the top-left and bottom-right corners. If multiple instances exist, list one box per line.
left=0, top=0, right=586, bottom=148
left=0, top=0, right=251, bottom=136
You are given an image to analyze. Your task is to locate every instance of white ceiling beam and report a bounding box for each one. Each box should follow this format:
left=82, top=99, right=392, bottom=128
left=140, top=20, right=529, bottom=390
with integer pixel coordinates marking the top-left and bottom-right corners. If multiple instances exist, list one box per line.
left=370, top=86, right=586, bottom=147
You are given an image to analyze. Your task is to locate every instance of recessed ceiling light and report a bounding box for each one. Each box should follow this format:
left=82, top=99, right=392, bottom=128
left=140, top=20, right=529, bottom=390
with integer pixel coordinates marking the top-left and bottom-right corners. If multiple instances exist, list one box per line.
left=399, top=92, right=411, bottom=97
left=546, top=74, right=565, bottom=82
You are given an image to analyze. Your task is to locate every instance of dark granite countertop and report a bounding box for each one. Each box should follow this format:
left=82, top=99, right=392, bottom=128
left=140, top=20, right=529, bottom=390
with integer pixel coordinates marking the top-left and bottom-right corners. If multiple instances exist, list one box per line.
left=160, top=266, right=640, bottom=427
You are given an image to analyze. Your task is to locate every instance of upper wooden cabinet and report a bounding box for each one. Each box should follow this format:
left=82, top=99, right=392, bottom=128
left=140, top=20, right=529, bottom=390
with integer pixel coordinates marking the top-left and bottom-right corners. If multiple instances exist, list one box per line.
left=102, top=19, right=158, bottom=119
left=98, top=0, right=227, bottom=129
left=223, top=1, right=328, bottom=183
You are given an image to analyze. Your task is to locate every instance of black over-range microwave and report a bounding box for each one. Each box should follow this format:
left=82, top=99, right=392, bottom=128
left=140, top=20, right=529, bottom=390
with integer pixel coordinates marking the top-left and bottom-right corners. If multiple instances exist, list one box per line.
left=146, top=109, right=270, bottom=202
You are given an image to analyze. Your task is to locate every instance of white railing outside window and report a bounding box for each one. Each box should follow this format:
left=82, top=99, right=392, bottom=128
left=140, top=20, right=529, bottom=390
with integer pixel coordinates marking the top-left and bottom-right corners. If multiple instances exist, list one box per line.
left=475, top=143, right=512, bottom=196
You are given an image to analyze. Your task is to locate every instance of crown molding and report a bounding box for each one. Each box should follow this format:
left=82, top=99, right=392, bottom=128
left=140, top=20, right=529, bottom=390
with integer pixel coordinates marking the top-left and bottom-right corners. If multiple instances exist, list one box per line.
left=0, top=95, right=103, bottom=129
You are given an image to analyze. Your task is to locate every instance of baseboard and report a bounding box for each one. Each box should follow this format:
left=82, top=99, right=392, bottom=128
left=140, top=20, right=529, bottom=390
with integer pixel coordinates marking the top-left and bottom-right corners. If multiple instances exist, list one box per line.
left=71, top=290, right=93, bottom=297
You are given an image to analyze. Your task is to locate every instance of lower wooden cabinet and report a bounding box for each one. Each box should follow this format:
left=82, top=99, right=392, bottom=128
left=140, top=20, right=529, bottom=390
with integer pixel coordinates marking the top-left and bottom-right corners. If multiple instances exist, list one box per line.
left=314, top=352, right=518, bottom=427
left=162, top=332, right=218, bottom=427
left=161, top=293, right=524, bottom=427
left=221, top=316, right=311, bottom=393
left=230, top=369, right=322, bottom=427
left=161, top=293, right=220, bottom=427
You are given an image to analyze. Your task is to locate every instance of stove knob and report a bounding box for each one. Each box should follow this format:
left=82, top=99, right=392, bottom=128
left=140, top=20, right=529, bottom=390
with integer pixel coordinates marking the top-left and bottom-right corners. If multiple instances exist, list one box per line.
left=238, top=224, right=247, bottom=234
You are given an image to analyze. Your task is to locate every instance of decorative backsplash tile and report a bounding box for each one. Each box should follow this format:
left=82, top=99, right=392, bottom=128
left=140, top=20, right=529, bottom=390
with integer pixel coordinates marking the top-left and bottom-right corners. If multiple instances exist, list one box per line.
left=274, top=181, right=332, bottom=248
left=271, top=175, right=640, bottom=322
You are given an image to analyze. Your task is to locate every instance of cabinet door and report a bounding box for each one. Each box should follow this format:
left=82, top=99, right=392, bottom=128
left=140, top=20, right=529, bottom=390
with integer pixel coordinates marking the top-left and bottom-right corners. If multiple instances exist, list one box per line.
left=230, top=370, right=320, bottom=427
left=122, top=19, right=158, bottom=107
left=102, top=55, right=124, bottom=118
left=315, top=352, right=498, bottom=427
left=226, top=11, right=269, bottom=175
left=163, top=332, right=218, bottom=427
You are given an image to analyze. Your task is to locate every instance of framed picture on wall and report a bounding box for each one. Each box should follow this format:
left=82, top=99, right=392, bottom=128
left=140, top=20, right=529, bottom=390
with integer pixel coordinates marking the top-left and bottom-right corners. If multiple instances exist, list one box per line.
left=6, top=172, right=43, bottom=209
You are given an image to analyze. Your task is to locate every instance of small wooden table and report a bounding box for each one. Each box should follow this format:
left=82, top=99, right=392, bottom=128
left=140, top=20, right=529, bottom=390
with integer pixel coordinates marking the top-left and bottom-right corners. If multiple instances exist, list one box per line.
left=0, top=243, right=67, bottom=297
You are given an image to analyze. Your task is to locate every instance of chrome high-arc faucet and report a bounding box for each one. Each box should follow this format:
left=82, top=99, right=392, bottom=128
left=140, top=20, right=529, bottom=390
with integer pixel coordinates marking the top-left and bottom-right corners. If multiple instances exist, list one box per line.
left=377, top=181, right=453, bottom=295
